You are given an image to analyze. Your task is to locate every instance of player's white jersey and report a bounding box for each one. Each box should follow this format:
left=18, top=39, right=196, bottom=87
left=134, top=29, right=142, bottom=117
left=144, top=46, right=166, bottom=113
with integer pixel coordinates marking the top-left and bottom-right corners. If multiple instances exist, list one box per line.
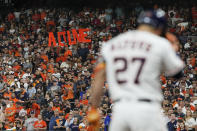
left=101, top=30, right=184, bottom=102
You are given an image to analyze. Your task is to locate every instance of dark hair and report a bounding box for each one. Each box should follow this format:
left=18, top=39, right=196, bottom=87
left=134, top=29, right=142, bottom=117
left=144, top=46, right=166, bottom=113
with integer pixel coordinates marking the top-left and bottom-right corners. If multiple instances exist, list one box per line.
left=177, top=119, right=183, bottom=123
left=59, top=113, right=64, bottom=116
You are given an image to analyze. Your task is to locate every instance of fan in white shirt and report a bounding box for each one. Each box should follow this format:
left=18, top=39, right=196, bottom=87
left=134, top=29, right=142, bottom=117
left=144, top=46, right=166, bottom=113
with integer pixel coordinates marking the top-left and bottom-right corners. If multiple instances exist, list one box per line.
left=185, top=110, right=197, bottom=130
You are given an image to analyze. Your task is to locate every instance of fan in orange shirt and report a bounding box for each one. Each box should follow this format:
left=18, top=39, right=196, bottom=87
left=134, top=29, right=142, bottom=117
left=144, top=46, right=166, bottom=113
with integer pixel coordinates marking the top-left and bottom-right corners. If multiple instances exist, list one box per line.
left=33, top=114, right=47, bottom=131
left=40, top=70, right=47, bottom=82
left=15, top=102, right=23, bottom=114
left=47, top=64, right=54, bottom=73
left=13, top=64, right=21, bottom=71
left=2, top=75, right=7, bottom=83
left=8, top=13, right=15, bottom=21
left=52, top=103, right=63, bottom=113
left=5, top=101, right=16, bottom=122
left=62, top=83, right=74, bottom=100
left=56, top=53, right=67, bottom=63
left=32, top=102, right=41, bottom=118
left=46, top=20, right=55, bottom=26
left=41, top=53, right=49, bottom=63
left=61, top=91, right=69, bottom=101
left=191, top=57, right=196, bottom=67
left=160, top=75, right=167, bottom=85
left=64, top=47, right=72, bottom=59
left=40, top=62, right=47, bottom=70
left=26, top=100, right=41, bottom=118
left=10, top=93, right=19, bottom=104
left=80, top=94, right=89, bottom=105
left=41, top=11, right=46, bottom=20
left=4, top=90, right=12, bottom=100
left=0, top=26, right=4, bottom=32
left=46, top=20, right=55, bottom=31
left=14, top=50, right=21, bottom=57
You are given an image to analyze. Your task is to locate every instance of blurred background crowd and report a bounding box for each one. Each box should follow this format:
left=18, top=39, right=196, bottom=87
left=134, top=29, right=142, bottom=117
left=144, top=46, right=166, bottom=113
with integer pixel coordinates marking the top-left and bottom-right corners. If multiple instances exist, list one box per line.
left=0, top=0, right=196, bottom=130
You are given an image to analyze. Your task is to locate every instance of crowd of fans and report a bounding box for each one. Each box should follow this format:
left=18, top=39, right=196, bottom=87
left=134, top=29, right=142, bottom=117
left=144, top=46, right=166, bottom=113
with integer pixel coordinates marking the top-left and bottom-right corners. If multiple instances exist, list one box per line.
left=0, top=2, right=196, bottom=131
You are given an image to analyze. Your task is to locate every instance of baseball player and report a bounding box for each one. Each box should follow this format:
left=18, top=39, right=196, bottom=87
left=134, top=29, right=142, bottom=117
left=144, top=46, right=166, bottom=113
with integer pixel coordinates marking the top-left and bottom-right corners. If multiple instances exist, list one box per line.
left=88, top=9, right=185, bottom=131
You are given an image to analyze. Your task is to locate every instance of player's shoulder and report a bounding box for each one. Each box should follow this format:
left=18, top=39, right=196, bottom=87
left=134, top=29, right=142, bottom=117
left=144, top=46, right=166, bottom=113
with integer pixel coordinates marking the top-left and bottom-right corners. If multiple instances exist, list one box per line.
left=100, top=32, right=128, bottom=56
left=101, top=30, right=171, bottom=51
left=136, top=30, right=172, bottom=48
left=154, top=34, right=173, bottom=49
left=105, top=30, right=170, bottom=43
left=137, top=30, right=170, bottom=44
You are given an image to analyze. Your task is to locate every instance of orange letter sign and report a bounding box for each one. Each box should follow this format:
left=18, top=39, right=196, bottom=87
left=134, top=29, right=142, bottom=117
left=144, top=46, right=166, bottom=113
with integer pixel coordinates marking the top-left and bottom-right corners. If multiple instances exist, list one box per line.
left=67, top=30, right=76, bottom=45
left=72, top=29, right=82, bottom=42
left=79, top=28, right=91, bottom=43
left=48, top=32, right=57, bottom=47
left=58, top=32, right=66, bottom=47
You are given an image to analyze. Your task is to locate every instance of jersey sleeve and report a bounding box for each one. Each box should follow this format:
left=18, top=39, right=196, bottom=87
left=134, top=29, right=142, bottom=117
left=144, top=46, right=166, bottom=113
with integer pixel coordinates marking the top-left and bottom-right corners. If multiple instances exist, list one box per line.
left=97, top=54, right=106, bottom=64
left=99, top=42, right=108, bottom=64
left=162, top=41, right=185, bottom=77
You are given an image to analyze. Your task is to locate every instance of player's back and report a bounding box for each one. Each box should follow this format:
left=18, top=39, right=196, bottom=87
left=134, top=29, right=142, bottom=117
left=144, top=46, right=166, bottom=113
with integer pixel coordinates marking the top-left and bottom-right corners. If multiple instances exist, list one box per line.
left=101, top=30, right=181, bottom=102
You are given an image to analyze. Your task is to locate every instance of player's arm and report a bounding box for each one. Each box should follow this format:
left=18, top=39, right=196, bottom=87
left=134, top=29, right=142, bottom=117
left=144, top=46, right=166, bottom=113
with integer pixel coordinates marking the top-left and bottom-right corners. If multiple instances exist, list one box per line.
left=170, top=69, right=184, bottom=79
left=162, top=38, right=185, bottom=79
left=165, top=32, right=180, bottom=52
left=87, top=56, right=106, bottom=129
left=164, top=32, right=185, bottom=79
left=89, top=59, right=106, bottom=108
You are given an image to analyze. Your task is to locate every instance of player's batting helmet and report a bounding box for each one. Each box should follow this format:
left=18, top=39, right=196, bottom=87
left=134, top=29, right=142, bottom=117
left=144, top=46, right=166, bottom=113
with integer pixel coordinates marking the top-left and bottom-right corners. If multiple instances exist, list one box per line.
left=137, top=9, right=167, bottom=33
